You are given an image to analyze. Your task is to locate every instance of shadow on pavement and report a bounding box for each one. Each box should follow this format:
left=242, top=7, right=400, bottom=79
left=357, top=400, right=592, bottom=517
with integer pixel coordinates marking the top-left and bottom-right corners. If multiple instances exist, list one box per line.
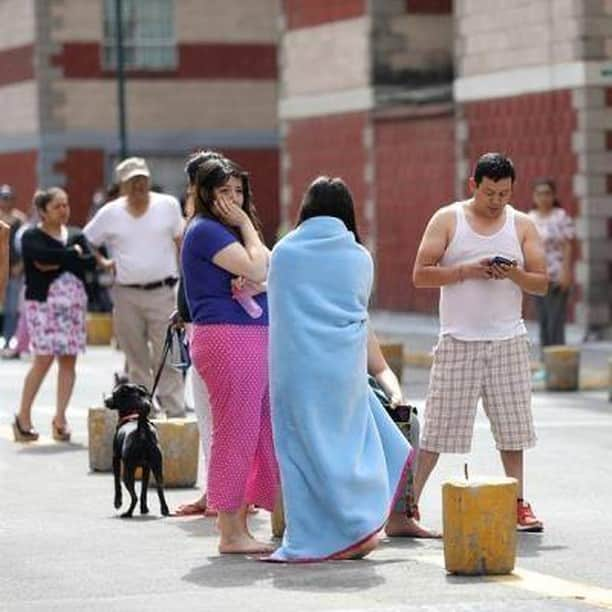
left=17, top=442, right=87, bottom=454
left=517, top=533, right=568, bottom=557
left=106, top=514, right=160, bottom=522
left=182, top=555, right=393, bottom=592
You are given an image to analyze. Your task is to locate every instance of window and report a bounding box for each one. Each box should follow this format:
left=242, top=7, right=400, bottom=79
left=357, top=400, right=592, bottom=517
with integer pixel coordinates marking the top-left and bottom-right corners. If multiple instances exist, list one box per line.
left=102, top=0, right=177, bottom=70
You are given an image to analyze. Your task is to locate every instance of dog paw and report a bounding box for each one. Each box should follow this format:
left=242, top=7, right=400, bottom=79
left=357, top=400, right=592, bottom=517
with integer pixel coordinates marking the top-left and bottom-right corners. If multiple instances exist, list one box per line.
left=120, top=511, right=134, bottom=519
left=114, top=498, right=122, bottom=509
left=161, top=505, right=170, bottom=516
left=140, top=506, right=149, bottom=515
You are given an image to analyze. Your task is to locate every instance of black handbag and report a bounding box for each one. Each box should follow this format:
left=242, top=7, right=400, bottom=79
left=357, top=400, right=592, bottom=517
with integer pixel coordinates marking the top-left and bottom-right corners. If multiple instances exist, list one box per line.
left=368, top=375, right=420, bottom=450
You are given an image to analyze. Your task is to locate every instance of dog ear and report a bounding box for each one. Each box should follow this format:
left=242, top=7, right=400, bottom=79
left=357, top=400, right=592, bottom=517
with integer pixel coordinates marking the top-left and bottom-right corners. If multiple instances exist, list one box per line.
left=142, top=398, right=153, bottom=417
left=135, top=383, right=151, bottom=398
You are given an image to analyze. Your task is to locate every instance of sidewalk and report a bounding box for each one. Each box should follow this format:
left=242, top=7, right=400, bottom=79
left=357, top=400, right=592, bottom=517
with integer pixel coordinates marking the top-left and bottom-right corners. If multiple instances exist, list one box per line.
left=370, top=310, right=612, bottom=391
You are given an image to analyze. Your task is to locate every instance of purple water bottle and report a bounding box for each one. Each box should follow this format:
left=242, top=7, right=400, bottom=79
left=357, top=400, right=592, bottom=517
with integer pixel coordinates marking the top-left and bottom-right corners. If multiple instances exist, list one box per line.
left=234, top=288, right=263, bottom=319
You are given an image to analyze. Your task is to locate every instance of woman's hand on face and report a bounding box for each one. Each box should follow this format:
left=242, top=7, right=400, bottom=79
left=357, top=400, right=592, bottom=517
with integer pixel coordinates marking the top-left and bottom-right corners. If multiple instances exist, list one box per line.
left=213, top=194, right=249, bottom=228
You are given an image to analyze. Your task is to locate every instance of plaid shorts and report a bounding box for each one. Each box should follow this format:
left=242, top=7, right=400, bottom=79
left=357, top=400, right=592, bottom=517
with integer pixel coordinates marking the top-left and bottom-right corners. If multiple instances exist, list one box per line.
left=421, top=334, right=536, bottom=453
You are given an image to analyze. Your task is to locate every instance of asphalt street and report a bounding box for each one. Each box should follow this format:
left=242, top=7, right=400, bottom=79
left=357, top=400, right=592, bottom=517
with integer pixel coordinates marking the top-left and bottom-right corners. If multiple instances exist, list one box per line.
left=1, top=345, right=611, bottom=611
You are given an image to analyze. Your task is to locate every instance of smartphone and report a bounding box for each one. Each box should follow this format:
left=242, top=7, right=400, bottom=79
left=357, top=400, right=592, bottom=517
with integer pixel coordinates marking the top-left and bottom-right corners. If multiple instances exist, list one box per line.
left=490, top=255, right=515, bottom=267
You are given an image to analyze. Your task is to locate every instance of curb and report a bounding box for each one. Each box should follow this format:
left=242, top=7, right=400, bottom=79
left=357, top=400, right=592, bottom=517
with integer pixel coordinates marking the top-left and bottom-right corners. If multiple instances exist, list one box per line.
left=404, top=351, right=610, bottom=392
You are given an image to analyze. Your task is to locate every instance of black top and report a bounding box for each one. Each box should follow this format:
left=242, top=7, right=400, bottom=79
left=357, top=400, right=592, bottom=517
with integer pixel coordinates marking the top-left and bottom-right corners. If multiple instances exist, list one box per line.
left=22, top=226, right=97, bottom=302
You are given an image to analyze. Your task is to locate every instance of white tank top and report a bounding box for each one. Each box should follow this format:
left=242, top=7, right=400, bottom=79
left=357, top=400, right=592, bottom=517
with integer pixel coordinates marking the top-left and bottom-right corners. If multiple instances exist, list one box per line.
left=439, top=202, right=527, bottom=341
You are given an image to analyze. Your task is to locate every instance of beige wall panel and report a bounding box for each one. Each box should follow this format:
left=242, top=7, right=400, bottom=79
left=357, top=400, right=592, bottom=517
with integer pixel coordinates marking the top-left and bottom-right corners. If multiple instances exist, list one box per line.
left=456, top=0, right=586, bottom=77
left=0, top=81, right=39, bottom=134
left=283, top=16, right=370, bottom=97
left=54, top=79, right=278, bottom=131
left=176, top=0, right=280, bottom=43
left=50, top=0, right=103, bottom=42
left=0, top=0, right=35, bottom=49
left=49, top=0, right=279, bottom=45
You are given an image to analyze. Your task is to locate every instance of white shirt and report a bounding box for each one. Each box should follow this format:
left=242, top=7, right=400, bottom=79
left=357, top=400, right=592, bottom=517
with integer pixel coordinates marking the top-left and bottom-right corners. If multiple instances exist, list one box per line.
left=84, top=192, right=183, bottom=285
left=439, top=202, right=527, bottom=341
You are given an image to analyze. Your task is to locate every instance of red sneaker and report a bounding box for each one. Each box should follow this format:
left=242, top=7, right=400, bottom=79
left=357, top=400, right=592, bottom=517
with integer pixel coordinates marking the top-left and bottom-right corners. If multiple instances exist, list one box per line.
left=517, top=500, right=543, bottom=532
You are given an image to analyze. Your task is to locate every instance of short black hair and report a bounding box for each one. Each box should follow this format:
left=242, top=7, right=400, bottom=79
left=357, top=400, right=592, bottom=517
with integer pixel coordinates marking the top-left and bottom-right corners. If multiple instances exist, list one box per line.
left=473, top=153, right=515, bottom=185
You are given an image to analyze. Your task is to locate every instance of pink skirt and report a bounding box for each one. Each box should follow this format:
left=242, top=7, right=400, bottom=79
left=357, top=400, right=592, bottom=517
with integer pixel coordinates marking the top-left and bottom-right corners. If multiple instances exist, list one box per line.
left=25, top=272, right=87, bottom=356
left=190, top=324, right=278, bottom=512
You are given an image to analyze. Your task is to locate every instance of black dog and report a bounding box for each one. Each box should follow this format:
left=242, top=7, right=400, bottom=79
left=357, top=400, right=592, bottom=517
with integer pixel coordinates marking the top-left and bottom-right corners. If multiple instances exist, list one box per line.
left=104, top=383, right=170, bottom=518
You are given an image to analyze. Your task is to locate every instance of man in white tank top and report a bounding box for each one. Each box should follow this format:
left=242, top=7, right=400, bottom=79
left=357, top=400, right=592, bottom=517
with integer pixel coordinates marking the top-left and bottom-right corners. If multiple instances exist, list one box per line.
left=411, top=153, right=548, bottom=532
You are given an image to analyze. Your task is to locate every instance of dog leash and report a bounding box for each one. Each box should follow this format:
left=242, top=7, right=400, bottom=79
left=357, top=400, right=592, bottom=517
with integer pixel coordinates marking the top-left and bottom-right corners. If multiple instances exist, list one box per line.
left=150, top=325, right=173, bottom=399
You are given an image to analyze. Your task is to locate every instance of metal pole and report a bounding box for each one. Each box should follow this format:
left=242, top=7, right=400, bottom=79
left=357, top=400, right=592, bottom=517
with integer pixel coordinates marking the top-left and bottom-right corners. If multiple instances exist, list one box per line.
left=115, top=0, right=128, bottom=159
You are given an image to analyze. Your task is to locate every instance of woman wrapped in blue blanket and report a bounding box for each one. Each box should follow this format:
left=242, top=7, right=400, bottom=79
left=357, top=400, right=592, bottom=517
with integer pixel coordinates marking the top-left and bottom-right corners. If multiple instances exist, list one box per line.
left=267, top=177, right=435, bottom=563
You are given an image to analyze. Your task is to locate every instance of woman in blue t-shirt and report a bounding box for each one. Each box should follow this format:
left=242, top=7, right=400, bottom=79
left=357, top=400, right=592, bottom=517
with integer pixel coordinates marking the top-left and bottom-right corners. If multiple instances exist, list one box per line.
left=181, top=157, right=278, bottom=555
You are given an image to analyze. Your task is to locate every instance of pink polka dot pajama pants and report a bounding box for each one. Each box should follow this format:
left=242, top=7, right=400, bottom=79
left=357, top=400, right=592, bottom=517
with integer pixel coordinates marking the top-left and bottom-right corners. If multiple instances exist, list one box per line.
left=190, top=324, right=279, bottom=512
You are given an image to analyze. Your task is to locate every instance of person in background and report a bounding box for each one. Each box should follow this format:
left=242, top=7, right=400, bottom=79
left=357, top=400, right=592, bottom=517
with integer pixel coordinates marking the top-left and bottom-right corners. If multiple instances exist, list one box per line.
left=182, top=156, right=278, bottom=553
left=84, top=158, right=185, bottom=417
left=0, top=184, right=27, bottom=348
left=528, top=178, right=575, bottom=352
left=174, top=150, right=224, bottom=517
left=14, top=188, right=96, bottom=442
left=0, top=220, right=9, bottom=298
left=2, top=203, right=39, bottom=359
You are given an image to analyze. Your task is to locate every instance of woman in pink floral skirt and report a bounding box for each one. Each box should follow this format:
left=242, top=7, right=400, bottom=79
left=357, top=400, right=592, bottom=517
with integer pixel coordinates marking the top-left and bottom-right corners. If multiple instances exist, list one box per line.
left=14, top=188, right=96, bottom=442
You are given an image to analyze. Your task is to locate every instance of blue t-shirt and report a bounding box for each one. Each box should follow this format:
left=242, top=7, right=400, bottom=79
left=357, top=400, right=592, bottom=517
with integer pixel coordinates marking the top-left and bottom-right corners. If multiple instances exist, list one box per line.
left=181, top=216, right=268, bottom=326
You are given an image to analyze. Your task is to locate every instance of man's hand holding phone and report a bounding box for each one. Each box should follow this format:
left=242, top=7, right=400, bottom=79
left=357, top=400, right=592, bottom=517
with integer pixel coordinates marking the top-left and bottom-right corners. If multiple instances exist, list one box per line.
left=489, top=255, right=518, bottom=280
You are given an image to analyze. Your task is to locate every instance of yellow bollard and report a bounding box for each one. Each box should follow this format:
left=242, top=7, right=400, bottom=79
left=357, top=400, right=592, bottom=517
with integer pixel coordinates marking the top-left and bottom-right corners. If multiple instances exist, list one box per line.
left=87, top=410, right=200, bottom=488
left=271, top=496, right=285, bottom=538
left=443, top=476, right=517, bottom=575
left=380, top=342, right=404, bottom=383
left=86, top=313, right=114, bottom=346
left=88, top=407, right=118, bottom=471
left=543, top=346, right=580, bottom=391
left=151, top=418, right=200, bottom=488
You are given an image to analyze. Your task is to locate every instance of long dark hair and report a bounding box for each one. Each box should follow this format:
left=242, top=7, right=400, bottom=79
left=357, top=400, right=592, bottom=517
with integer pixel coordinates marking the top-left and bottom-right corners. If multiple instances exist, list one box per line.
left=532, top=177, right=561, bottom=208
left=193, top=157, right=263, bottom=239
left=296, top=176, right=362, bottom=244
left=184, top=149, right=224, bottom=186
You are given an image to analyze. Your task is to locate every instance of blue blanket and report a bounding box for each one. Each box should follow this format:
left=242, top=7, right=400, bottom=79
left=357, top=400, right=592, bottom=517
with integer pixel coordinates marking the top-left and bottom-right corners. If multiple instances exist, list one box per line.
left=267, top=216, right=412, bottom=561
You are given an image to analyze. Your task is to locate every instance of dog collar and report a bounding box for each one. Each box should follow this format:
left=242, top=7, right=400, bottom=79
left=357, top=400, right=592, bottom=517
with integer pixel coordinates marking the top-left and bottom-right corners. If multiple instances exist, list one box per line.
left=118, top=413, right=141, bottom=426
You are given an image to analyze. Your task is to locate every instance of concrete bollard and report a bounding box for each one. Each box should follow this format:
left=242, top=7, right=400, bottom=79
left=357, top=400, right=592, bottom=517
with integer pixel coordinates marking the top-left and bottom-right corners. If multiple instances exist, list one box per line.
left=152, top=418, right=199, bottom=488
left=87, top=408, right=199, bottom=487
left=86, top=313, right=114, bottom=346
left=543, top=346, right=580, bottom=391
left=443, top=476, right=517, bottom=575
left=380, top=342, right=404, bottom=384
left=88, top=407, right=118, bottom=471
left=271, top=497, right=285, bottom=538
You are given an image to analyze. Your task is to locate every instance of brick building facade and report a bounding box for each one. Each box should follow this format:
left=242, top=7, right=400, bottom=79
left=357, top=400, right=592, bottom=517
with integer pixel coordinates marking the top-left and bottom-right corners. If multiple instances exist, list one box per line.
left=1, top=1, right=610, bottom=330
left=279, top=0, right=612, bottom=332
left=0, top=0, right=280, bottom=241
